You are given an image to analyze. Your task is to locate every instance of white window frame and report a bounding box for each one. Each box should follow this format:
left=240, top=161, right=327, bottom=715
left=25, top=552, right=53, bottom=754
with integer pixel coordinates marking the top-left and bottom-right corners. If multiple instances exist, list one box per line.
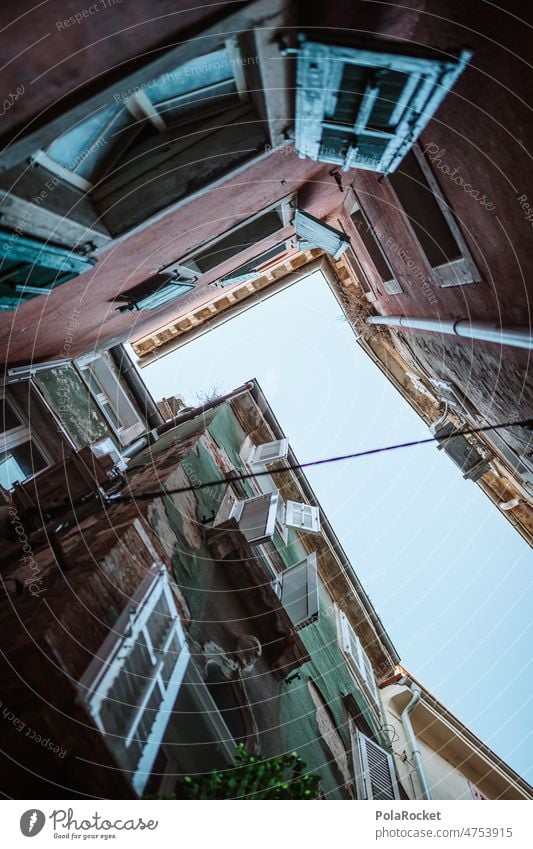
left=285, top=499, right=321, bottom=534
left=75, top=354, right=145, bottom=445
left=338, top=610, right=381, bottom=710
left=0, top=393, right=51, bottom=486
left=351, top=727, right=400, bottom=800
left=213, top=487, right=279, bottom=545
left=83, top=565, right=190, bottom=795
left=388, top=145, right=480, bottom=287
left=248, top=438, right=289, bottom=466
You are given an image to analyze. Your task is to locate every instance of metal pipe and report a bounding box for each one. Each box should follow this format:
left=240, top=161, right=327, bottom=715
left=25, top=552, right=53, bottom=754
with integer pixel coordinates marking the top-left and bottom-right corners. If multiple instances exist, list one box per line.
left=366, top=315, right=533, bottom=350
left=109, top=344, right=164, bottom=428
left=398, top=675, right=433, bottom=800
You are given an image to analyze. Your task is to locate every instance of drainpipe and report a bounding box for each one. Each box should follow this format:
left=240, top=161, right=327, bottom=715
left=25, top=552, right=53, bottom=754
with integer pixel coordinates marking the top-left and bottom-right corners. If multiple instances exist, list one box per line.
left=366, top=315, right=533, bottom=350
left=109, top=344, right=164, bottom=428
left=398, top=675, right=433, bottom=800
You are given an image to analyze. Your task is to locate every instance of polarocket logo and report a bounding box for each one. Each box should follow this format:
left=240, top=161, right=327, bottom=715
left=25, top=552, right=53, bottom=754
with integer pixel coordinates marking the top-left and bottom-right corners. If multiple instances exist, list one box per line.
left=20, top=809, right=46, bottom=837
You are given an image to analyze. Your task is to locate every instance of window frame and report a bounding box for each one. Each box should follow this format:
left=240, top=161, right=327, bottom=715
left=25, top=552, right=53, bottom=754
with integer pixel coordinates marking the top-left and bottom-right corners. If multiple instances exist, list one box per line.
left=387, top=145, right=480, bottom=287
left=162, top=195, right=296, bottom=282
left=295, top=38, right=472, bottom=174
left=75, top=354, right=145, bottom=446
left=0, top=393, right=51, bottom=487
left=338, top=609, right=381, bottom=711
left=348, top=198, right=402, bottom=296
left=351, top=726, right=400, bottom=800
left=82, top=565, right=190, bottom=795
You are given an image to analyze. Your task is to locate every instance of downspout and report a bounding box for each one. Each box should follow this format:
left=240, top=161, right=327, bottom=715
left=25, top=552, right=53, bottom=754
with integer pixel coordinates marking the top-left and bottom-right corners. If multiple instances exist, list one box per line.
left=366, top=315, right=533, bottom=350
left=398, top=675, right=433, bottom=800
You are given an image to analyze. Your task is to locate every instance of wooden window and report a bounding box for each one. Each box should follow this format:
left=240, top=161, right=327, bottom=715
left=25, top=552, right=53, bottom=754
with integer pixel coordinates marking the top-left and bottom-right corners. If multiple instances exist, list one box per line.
left=339, top=610, right=380, bottom=708
left=295, top=38, right=471, bottom=174
left=276, top=553, right=319, bottom=629
left=352, top=728, right=400, bottom=799
left=0, top=230, right=95, bottom=310
left=77, top=355, right=145, bottom=445
left=294, top=210, right=350, bottom=259
left=82, top=566, right=190, bottom=795
left=248, top=438, right=289, bottom=465
left=350, top=202, right=402, bottom=295
left=0, top=394, right=49, bottom=488
left=285, top=500, right=321, bottom=534
left=388, top=148, right=480, bottom=286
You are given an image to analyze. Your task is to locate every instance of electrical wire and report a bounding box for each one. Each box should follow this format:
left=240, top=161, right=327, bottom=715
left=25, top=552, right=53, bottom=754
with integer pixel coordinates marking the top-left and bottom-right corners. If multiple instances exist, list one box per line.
left=107, top=417, right=532, bottom=502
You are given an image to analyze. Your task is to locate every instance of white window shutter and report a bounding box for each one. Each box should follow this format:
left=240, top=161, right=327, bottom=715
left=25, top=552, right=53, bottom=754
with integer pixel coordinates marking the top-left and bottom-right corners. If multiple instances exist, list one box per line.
left=294, top=210, right=350, bottom=260
left=250, top=438, right=289, bottom=465
left=354, top=729, right=399, bottom=800
left=285, top=500, right=321, bottom=534
left=339, top=611, right=380, bottom=706
left=85, top=567, right=190, bottom=795
left=237, top=491, right=279, bottom=544
left=277, top=553, right=319, bottom=629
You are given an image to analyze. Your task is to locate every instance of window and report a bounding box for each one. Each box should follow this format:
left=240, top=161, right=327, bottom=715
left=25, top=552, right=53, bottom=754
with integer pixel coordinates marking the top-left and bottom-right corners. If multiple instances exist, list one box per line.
left=338, top=610, right=380, bottom=708
left=432, top=420, right=490, bottom=482
left=169, top=199, right=294, bottom=282
left=115, top=272, right=195, bottom=313
left=76, top=355, right=145, bottom=445
left=214, top=486, right=321, bottom=543
left=39, top=45, right=249, bottom=191
left=294, top=210, right=350, bottom=259
left=213, top=242, right=291, bottom=288
left=350, top=202, right=402, bottom=295
left=81, top=566, right=190, bottom=795
left=276, top=553, right=319, bottom=629
left=352, top=728, right=400, bottom=799
left=285, top=500, right=321, bottom=534
left=0, top=231, right=95, bottom=311
left=248, top=438, right=289, bottom=466
left=295, top=37, right=471, bottom=174
left=388, top=148, right=479, bottom=286
left=0, top=395, right=48, bottom=488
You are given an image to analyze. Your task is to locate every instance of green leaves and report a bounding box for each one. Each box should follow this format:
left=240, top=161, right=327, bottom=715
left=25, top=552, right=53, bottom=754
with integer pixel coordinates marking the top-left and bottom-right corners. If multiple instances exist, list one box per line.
left=179, top=743, right=321, bottom=800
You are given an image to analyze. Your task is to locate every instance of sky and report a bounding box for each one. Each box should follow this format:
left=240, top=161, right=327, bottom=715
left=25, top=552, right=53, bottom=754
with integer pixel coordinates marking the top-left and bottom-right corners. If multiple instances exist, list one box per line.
left=140, top=270, right=533, bottom=783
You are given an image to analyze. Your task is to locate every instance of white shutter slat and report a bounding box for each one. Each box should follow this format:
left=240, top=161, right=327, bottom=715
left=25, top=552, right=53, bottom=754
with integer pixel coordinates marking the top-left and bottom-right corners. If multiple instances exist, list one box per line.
left=355, top=730, right=399, bottom=800
left=278, top=552, right=319, bottom=629
left=339, top=611, right=380, bottom=707
left=285, top=500, right=321, bottom=534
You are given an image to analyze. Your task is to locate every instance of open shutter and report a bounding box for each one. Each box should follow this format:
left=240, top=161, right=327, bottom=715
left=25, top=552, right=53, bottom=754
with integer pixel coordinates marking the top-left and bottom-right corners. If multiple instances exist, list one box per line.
left=294, top=210, right=350, bottom=259
left=83, top=566, right=190, bottom=794
left=354, top=730, right=399, bottom=800
left=250, top=438, right=289, bottom=465
left=339, top=612, right=380, bottom=706
left=237, top=492, right=279, bottom=544
left=277, top=553, right=319, bottom=629
left=285, top=500, right=321, bottom=534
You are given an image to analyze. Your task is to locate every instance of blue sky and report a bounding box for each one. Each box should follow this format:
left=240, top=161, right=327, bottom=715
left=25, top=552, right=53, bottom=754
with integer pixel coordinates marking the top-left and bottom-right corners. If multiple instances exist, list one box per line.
left=140, top=270, right=532, bottom=783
